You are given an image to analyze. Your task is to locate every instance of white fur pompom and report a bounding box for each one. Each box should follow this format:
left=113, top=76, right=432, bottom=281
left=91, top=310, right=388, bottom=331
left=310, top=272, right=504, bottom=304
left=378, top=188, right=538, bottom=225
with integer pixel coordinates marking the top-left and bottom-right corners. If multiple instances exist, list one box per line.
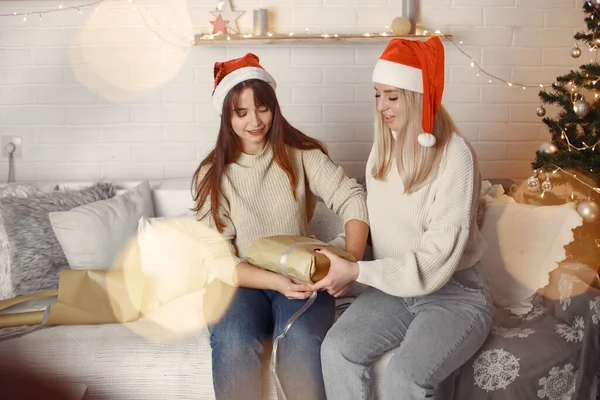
left=417, top=133, right=436, bottom=147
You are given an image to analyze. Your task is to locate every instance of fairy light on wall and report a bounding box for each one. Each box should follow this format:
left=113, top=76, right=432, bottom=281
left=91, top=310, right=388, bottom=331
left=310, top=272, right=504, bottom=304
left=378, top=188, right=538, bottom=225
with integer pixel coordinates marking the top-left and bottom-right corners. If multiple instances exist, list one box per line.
left=0, top=0, right=196, bottom=100
left=438, top=33, right=554, bottom=89
left=0, top=1, right=101, bottom=18
left=0, top=2, right=580, bottom=90
left=0, top=0, right=195, bottom=52
left=195, top=27, right=557, bottom=90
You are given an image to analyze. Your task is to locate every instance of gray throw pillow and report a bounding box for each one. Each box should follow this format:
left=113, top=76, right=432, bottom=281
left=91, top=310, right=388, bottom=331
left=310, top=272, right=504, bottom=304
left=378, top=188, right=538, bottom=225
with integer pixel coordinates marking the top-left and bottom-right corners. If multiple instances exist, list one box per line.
left=0, top=183, right=42, bottom=199
left=49, top=181, right=154, bottom=270
left=0, top=183, right=115, bottom=299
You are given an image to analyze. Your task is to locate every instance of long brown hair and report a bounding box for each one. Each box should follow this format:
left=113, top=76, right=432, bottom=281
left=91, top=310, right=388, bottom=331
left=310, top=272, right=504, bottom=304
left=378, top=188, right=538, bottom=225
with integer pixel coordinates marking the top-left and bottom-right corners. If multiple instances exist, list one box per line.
left=192, top=79, right=326, bottom=232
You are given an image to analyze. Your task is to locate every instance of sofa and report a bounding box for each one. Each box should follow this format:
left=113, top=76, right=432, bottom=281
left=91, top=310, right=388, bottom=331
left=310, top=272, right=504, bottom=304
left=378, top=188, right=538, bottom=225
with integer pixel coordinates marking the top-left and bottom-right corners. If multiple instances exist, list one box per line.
left=0, top=178, right=598, bottom=400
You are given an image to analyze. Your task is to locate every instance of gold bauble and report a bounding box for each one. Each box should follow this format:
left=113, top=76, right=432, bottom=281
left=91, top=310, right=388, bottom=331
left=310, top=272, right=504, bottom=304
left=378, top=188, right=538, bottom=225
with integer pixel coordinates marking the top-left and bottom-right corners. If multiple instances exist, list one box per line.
left=391, top=17, right=412, bottom=35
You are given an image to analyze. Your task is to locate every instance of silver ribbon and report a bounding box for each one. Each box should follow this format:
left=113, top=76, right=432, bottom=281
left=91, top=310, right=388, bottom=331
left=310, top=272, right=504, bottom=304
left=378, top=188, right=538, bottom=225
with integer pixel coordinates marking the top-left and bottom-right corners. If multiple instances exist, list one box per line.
left=272, top=291, right=318, bottom=400
left=272, top=240, right=326, bottom=400
left=278, top=240, right=326, bottom=282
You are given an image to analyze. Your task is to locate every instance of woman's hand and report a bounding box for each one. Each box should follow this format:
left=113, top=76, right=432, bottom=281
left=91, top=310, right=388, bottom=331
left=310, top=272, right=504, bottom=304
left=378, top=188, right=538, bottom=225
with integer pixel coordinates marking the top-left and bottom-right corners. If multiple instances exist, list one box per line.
left=310, top=249, right=359, bottom=296
left=274, top=275, right=313, bottom=300
left=329, top=283, right=352, bottom=298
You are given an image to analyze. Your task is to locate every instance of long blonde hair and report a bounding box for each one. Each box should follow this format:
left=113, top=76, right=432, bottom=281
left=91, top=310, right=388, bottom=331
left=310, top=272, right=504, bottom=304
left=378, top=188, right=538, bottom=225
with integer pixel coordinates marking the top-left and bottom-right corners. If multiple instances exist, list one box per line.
left=371, top=89, right=458, bottom=193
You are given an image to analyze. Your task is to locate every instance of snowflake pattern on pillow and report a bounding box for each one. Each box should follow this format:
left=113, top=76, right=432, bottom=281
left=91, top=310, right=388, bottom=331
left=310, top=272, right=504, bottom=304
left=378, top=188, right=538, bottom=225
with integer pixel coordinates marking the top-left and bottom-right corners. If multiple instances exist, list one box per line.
left=460, top=263, right=599, bottom=399
left=491, top=326, right=535, bottom=339
left=519, top=304, right=548, bottom=321
left=559, top=275, right=578, bottom=311
left=590, top=297, right=600, bottom=325
left=473, top=349, right=520, bottom=392
left=537, top=363, right=577, bottom=400
left=555, top=316, right=585, bottom=343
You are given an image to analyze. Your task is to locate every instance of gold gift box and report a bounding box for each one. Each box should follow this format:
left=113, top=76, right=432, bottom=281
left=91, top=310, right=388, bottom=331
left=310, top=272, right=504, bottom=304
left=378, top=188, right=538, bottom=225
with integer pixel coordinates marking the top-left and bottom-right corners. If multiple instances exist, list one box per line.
left=243, top=235, right=356, bottom=284
left=0, top=268, right=145, bottom=329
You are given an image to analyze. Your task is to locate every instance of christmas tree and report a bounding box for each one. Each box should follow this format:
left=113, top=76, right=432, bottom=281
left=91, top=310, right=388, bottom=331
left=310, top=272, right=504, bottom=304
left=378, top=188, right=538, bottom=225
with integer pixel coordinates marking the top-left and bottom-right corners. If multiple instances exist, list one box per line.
left=529, top=0, right=600, bottom=269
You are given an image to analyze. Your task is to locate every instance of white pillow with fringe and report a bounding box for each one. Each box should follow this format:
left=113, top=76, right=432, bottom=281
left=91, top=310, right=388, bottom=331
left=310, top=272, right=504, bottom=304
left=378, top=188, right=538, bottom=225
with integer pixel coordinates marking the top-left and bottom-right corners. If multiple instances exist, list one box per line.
left=480, top=200, right=583, bottom=315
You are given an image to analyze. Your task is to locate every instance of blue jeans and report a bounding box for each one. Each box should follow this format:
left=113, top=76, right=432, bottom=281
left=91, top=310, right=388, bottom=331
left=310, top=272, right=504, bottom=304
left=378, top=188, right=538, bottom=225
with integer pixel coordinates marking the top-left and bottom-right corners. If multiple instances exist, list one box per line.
left=205, top=282, right=335, bottom=400
left=321, top=263, right=494, bottom=400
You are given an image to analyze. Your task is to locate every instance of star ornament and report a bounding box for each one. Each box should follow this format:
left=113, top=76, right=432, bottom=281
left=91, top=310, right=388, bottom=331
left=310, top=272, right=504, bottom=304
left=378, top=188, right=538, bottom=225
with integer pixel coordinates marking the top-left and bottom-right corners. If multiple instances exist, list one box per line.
left=210, top=14, right=229, bottom=35
left=210, top=0, right=244, bottom=34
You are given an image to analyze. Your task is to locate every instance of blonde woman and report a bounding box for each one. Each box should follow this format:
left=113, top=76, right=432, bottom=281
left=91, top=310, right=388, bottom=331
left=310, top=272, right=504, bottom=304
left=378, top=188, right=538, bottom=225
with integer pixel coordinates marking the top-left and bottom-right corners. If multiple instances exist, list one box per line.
left=312, top=37, right=494, bottom=399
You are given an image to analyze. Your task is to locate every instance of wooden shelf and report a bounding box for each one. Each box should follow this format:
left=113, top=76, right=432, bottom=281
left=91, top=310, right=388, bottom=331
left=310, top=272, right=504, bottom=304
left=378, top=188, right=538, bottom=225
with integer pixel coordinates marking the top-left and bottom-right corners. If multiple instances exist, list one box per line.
left=193, top=33, right=452, bottom=46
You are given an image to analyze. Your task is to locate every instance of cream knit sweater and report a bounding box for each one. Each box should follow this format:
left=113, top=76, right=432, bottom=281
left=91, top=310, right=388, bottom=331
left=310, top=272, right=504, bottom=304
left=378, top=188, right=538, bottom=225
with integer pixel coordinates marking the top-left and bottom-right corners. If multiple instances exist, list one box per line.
left=198, top=145, right=369, bottom=286
left=357, top=133, right=486, bottom=297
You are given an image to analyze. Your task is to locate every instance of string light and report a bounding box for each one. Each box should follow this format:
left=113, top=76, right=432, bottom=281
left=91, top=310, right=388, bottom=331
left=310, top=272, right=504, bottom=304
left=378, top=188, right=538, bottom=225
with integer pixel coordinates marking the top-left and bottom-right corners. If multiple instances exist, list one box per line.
left=196, top=27, right=579, bottom=91
left=0, top=0, right=195, bottom=51
left=0, top=1, right=593, bottom=90
left=0, top=1, right=101, bottom=18
left=438, top=33, right=553, bottom=89
left=136, top=4, right=194, bottom=49
left=549, top=165, right=600, bottom=194
left=554, top=122, right=600, bottom=152
left=196, top=28, right=448, bottom=47
left=193, top=16, right=580, bottom=92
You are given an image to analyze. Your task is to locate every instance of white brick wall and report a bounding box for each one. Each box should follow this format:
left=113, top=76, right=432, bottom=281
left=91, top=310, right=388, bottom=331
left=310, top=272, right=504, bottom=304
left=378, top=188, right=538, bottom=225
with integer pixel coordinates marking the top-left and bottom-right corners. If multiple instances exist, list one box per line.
left=0, top=0, right=586, bottom=183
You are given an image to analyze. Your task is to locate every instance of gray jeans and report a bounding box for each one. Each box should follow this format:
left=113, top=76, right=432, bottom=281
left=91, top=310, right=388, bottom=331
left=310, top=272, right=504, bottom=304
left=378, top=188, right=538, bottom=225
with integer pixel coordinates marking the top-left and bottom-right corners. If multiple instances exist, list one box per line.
left=321, top=264, right=493, bottom=400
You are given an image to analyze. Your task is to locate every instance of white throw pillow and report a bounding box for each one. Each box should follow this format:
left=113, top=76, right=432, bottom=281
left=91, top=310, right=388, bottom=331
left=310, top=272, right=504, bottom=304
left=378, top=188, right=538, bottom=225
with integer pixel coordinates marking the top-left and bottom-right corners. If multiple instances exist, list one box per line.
left=480, top=200, right=583, bottom=315
left=137, top=216, right=235, bottom=309
left=151, top=189, right=195, bottom=218
left=49, top=181, right=154, bottom=270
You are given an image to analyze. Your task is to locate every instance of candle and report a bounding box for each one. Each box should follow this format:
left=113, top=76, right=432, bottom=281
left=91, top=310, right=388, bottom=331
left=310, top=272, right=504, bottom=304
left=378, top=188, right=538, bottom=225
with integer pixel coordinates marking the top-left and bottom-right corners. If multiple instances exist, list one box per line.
left=253, top=9, right=268, bottom=37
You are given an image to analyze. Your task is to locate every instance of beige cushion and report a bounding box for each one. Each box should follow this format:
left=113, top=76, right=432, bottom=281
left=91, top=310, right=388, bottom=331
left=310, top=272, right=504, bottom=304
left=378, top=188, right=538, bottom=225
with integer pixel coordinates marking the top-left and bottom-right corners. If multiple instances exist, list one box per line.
left=49, top=181, right=154, bottom=270
left=480, top=197, right=583, bottom=315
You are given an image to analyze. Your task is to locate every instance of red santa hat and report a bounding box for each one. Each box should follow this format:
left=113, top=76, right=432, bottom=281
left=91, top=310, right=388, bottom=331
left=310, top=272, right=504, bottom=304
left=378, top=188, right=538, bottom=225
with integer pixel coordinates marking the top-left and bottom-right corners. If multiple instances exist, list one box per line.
left=212, top=53, right=277, bottom=115
left=372, top=36, right=445, bottom=147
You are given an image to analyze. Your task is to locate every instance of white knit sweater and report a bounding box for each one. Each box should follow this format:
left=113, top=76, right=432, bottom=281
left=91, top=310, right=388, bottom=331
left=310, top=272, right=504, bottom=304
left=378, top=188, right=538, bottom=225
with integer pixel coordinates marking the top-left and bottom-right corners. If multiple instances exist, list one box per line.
left=198, top=145, right=369, bottom=286
left=357, top=133, right=486, bottom=297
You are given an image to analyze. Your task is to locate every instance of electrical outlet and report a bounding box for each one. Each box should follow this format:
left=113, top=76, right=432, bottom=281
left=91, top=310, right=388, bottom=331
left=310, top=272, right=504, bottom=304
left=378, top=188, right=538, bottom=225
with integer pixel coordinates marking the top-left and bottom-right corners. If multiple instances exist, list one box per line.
left=1, top=136, right=22, bottom=158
